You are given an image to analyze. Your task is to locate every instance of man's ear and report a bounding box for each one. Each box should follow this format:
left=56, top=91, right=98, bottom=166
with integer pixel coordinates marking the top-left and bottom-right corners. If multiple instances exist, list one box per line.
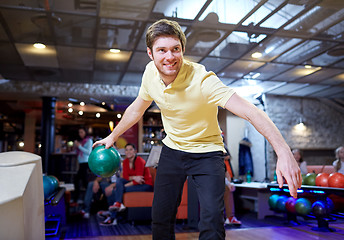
left=147, top=47, right=154, bottom=60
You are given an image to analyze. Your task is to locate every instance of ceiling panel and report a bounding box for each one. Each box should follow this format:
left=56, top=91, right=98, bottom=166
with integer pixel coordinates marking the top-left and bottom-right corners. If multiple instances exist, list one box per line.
left=121, top=72, right=143, bottom=86
left=53, top=13, right=96, bottom=47
left=95, top=49, right=132, bottom=71
left=261, top=4, right=305, bottom=29
left=242, top=37, right=303, bottom=62
left=284, top=4, right=344, bottom=34
left=57, top=46, right=95, bottom=70
left=97, top=18, right=141, bottom=50
left=200, top=57, right=234, bottom=73
left=209, top=31, right=263, bottom=58
left=15, top=43, right=58, bottom=67
left=266, top=83, right=309, bottom=95
left=311, top=49, right=344, bottom=67
left=153, top=0, right=208, bottom=20
left=93, top=70, right=121, bottom=84
left=295, top=68, right=343, bottom=84
left=253, top=63, right=293, bottom=80
left=1, top=8, right=50, bottom=44
left=220, top=60, right=266, bottom=78
left=320, top=72, right=344, bottom=85
left=287, top=85, right=330, bottom=97
left=99, top=0, right=155, bottom=19
left=0, top=0, right=343, bottom=105
left=309, top=86, right=344, bottom=98
left=127, top=51, right=151, bottom=72
left=274, top=40, right=337, bottom=65
left=270, top=65, right=320, bottom=82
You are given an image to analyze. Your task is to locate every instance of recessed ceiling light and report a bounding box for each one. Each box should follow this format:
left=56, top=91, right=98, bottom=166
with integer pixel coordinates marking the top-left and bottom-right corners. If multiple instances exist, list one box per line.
left=33, top=43, right=46, bottom=49
left=251, top=52, right=262, bottom=58
left=78, top=110, right=83, bottom=115
left=80, top=101, right=85, bottom=106
left=110, top=49, right=120, bottom=53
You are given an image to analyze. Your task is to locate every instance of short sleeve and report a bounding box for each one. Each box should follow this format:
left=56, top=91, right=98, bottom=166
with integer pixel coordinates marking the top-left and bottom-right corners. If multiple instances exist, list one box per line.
left=138, top=63, right=154, bottom=102
left=201, top=74, right=235, bottom=108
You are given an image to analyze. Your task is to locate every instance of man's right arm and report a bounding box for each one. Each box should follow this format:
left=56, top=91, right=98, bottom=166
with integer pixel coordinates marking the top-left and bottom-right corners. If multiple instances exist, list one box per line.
left=93, top=96, right=152, bottom=149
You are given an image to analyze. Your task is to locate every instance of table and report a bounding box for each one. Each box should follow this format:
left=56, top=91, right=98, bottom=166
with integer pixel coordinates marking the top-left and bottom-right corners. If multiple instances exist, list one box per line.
left=233, top=182, right=274, bottom=219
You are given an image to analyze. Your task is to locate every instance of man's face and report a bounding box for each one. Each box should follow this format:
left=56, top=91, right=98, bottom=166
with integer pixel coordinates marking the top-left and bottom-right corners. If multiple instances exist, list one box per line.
left=147, top=36, right=184, bottom=82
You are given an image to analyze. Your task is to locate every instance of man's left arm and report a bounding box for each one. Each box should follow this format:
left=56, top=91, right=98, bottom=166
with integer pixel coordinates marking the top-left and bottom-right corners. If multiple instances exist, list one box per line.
left=224, top=93, right=302, bottom=198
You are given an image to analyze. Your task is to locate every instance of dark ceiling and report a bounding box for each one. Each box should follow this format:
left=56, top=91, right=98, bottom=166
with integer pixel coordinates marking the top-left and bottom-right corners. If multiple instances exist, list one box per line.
left=0, top=0, right=344, bottom=118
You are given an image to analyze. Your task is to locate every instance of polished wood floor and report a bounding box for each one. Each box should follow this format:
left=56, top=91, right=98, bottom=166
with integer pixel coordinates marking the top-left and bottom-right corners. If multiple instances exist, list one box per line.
left=64, top=223, right=344, bottom=240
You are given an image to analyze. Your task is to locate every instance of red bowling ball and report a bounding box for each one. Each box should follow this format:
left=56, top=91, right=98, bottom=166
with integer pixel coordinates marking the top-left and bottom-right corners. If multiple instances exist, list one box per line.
left=315, top=172, right=329, bottom=187
left=328, top=172, right=344, bottom=188
left=285, top=197, right=297, bottom=214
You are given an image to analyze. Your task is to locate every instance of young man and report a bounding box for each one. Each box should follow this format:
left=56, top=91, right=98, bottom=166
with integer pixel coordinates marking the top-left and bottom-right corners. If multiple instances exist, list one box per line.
left=93, top=19, right=302, bottom=240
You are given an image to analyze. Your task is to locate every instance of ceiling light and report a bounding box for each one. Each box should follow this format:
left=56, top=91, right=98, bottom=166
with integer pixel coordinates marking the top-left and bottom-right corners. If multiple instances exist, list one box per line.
left=68, top=108, right=73, bottom=113
left=117, top=113, right=122, bottom=118
left=102, top=102, right=106, bottom=105
left=68, top=103, right=73, bottom=107
left=96, top=113, right=100, bottom=118
left=80, top=101, right=85, bottom=106
left=18, top=141, right=24, bottom=148
left=251, top=52, right=262, bottom=58
left=251, top=73, right=260, bottom=79
left=109, top=121, right=114, bottom=131
left=78, top=110, right=83, bottom=115
left=110, top=49, right=121, bottom=53
left=264, top=47, right=274, bottom=54
left=33, top=43, right=46, bottom=49
left=304, top=65, right=312, bottom=69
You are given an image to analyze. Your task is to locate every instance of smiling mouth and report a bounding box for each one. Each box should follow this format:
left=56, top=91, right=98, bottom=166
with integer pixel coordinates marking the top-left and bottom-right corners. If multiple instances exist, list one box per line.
left=164, top=62, right=177, bottom=68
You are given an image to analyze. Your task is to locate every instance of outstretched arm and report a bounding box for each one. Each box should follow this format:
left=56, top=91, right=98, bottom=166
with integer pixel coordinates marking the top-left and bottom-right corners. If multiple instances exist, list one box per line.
left=93, top=96, right=152, bottom=149
left=224, top=93, right=302, bottom=198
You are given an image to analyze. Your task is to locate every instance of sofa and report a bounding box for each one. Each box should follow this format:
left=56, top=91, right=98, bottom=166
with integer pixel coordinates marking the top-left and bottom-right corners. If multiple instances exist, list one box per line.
left=306, top=165, right=335, bottom=174
left=122, top=167, right=188, bottom=222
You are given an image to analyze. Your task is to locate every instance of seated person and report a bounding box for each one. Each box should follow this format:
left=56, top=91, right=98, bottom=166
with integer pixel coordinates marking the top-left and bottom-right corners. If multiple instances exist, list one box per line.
left=292, top=149, right=307, bottom=174
left=224, top=154, right=241, bottom=226
left=333, top=146, right=344, bottom=174
left=100, top=143, right=153, bottom=226
left=81, top=173, right=119, bottom=219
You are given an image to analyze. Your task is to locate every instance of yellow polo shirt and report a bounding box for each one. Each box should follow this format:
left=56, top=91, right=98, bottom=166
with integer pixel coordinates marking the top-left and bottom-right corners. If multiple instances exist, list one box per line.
left=139, top=60, right=235, bottom=153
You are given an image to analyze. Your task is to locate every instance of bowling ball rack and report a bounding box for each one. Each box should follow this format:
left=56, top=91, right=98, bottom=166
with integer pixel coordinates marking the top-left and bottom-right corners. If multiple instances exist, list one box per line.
left=45, top=187, right=66, bottom=237
left=267, top=183, right=344, bottom=232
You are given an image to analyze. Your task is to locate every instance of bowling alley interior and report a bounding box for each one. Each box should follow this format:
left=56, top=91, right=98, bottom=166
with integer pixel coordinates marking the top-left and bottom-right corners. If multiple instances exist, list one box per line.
left=0, top=0, right=344, bottom=239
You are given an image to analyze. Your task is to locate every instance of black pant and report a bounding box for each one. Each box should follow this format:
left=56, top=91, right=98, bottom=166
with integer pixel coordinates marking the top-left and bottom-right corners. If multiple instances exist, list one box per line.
left=152, top=145, right=225, bottom=240
left=74, top=162, right=89, bottom=202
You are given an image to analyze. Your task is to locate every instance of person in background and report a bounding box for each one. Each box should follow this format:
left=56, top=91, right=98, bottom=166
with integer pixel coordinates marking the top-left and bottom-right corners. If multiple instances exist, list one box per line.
left=81, top=173, right=119, bottom=219
left=292, top=149, right=308, bottom=175
left=93, top=19, right=301, bottom=239
left=224, top=155, right=241, bottom=226
left=333, top=146, right=344, bottom=174
left=73, top=127, right=93, bottom=203
left=100, top=143, right=153, bottom=226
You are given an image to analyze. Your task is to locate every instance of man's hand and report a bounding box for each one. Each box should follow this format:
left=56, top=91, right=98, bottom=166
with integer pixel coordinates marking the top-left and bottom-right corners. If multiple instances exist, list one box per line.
left=93, top=134, right=117, bottom=149
left=275, top=150, right=302, bottom=198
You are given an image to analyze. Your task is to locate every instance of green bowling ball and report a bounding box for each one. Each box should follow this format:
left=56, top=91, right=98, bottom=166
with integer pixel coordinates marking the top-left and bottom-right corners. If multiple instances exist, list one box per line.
left=295, top=198, right=312, bottom=216
left=304, top=173, right=317, bottom=186
left=88, top=145, right=121, bottom=177
left=48, top=175, right=59, bottom=190
left=43, top=175, right=55, bottom=199
left=268, top=194, right=280, bottom=210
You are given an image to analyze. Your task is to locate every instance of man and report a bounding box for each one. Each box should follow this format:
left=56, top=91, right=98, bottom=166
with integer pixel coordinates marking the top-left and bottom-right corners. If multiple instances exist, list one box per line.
left=93, top=19, right=301, bottom=240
